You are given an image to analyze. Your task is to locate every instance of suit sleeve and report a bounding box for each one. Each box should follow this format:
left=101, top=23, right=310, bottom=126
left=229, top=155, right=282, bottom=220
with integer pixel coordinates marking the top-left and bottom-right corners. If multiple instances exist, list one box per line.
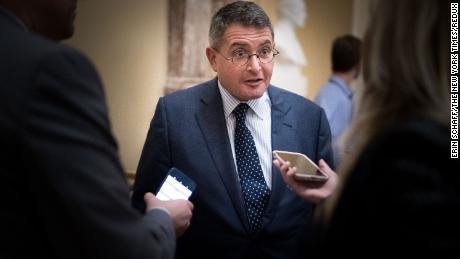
left=316, top=108, right=335, bottom=169
left=23, top=47, right=175, bottom=259
left=132, top=97, right=172, bottom=212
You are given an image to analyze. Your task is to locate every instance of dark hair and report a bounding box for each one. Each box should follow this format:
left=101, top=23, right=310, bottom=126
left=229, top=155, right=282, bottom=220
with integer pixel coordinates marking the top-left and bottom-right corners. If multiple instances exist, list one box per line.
left=209, top=1, right=273, bottom=48
left=332, top=35, right=362, bottom=72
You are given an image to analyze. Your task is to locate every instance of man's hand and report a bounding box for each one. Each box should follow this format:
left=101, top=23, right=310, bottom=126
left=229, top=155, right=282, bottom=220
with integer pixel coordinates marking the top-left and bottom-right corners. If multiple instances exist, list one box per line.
left=273, top=158, right=338, bottom=204
left=144, top=192, right=194, bottom=237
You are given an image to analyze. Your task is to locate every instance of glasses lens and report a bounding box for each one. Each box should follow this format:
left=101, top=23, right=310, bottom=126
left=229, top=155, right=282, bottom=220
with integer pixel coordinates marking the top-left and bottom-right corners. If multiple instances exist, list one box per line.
left=233, top=53, right=249, bottom=66
left=259, top=56, right=273, bottom=64
left=259, top=49, right=273, bottom=63
left=230, top=49, right=278, bottom=66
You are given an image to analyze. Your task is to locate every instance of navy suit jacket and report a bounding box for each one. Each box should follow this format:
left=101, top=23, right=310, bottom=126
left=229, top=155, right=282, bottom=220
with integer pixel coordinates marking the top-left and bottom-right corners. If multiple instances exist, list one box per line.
left=132, top=78, right=333, bottom=258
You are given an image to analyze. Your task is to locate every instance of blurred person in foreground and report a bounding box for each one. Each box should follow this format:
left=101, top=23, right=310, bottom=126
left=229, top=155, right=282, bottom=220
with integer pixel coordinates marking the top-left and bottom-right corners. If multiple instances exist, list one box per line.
left=275, top=0, right=459, bottom=255
left=0, top=0, right=193, bottom=258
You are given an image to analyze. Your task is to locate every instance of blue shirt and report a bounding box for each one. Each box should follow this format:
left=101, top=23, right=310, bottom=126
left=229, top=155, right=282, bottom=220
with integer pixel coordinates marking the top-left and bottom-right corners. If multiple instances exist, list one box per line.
left=314, top=75, right=353, bottom=164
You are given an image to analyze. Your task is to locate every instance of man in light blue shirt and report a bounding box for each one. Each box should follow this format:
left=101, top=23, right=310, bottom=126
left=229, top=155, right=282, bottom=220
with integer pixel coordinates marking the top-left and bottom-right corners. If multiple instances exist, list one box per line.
left=315, top=35, right=362, bottom=165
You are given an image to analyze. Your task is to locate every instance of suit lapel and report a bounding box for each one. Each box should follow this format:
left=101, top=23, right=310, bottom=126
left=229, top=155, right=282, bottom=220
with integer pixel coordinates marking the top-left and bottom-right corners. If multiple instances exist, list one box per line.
left=263, top=86, right=296, bottom=227
left=195, top=79, right=251, bottom=233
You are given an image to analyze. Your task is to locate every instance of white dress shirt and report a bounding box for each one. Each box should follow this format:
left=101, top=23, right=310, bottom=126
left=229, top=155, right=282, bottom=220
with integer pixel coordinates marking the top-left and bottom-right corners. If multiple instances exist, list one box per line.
left=218, top=81, right=273, bottom=189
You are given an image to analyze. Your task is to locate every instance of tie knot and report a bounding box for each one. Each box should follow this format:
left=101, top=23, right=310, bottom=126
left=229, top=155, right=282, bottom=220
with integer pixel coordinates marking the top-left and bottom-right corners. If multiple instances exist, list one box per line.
left=233, top=103, right=250, bottom=121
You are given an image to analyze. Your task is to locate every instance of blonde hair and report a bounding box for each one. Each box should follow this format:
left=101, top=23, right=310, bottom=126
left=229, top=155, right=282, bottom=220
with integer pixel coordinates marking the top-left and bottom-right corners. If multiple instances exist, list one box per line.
left=320, top=0, right=449, bottom=223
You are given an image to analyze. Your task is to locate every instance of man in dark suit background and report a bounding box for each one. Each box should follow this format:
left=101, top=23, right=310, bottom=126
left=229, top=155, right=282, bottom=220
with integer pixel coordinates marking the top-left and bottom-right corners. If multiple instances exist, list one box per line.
left=132, top=1, right=334, bottom=258
left=0, top=0, right=193, bottom=258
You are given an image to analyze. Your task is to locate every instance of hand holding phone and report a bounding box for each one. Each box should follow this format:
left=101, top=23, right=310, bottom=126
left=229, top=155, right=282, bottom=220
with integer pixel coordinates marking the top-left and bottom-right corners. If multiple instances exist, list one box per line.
left=273, top=150, right=328, bottom=182
left=156, top=167, right=196, bottom=201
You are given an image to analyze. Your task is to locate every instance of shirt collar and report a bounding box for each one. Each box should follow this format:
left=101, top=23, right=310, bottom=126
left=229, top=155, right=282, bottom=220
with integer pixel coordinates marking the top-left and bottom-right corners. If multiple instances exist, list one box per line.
left=330, top=75, right=353, bottom=99
left=217, top=79, right=271, bottom=120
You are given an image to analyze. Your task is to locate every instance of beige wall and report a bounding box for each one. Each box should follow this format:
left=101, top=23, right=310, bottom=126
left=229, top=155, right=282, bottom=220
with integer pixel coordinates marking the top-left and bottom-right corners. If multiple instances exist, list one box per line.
left=300, top=0, right=353, bottom=99
left=66, top=0, right=168, bottom=174
left=67, top=0, right=353, bottom=175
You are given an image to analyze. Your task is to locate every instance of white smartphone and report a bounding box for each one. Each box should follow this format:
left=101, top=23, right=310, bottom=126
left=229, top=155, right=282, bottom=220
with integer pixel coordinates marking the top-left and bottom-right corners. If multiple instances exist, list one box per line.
left=273, top=150, right=328, bottom=182
left=155, top=167, right=196, bottom=201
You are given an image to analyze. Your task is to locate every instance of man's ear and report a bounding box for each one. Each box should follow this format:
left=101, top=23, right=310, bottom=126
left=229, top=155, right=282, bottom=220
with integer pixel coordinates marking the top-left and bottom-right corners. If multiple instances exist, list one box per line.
left=206, top=47, right=218, bottom=72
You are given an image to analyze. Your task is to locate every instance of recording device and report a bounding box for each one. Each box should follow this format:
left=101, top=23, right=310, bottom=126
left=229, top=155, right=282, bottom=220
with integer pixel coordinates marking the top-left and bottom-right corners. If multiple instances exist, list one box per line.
left=273, top=150, right=328, bottom=182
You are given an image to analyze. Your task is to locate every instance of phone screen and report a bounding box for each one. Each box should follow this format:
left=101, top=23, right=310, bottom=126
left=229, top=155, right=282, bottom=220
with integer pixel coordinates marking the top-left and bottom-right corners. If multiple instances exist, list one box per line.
left=156, top=167, right=196, bottom=201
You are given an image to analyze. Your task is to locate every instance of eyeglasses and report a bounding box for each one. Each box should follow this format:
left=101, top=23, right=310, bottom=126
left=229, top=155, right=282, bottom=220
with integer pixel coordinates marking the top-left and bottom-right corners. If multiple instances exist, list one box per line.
left=212, top=47, right=280, bottom=67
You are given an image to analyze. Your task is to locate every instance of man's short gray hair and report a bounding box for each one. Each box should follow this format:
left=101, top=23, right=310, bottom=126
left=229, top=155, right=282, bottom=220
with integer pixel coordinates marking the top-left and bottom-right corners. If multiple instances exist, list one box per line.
left=209, top=1, right=274, bottom=49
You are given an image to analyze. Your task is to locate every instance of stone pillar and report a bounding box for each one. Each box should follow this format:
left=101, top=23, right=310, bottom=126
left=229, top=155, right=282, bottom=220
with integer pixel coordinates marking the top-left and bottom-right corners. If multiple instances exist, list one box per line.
left=165, top=0, right=235, bottom=94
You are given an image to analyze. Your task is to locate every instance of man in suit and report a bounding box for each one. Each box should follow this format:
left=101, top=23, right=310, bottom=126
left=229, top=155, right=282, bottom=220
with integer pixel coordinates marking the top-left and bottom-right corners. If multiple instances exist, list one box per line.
left=0, top=0, right=193, bottom=258
left=132, top=1, right=334, bottom=258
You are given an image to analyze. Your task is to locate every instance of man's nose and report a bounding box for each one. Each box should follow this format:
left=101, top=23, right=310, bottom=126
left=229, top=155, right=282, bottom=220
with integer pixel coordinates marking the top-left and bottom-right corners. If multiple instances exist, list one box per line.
left=246, top=54, right=261, bottom=72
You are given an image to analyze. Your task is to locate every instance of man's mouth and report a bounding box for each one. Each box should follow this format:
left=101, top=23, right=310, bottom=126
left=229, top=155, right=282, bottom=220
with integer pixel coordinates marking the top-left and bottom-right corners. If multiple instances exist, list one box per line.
left=244, top=78, right=264, bottom=85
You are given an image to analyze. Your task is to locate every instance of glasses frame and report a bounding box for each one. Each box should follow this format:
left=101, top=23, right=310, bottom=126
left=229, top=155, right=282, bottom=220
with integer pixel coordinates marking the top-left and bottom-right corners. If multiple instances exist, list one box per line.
left=212, top=47, right=280, bottom=67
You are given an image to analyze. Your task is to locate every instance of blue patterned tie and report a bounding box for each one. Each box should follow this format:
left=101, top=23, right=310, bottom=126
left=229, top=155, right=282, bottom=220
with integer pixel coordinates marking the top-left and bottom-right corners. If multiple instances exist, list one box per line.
left=233, top=103, right=271, bottom=234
